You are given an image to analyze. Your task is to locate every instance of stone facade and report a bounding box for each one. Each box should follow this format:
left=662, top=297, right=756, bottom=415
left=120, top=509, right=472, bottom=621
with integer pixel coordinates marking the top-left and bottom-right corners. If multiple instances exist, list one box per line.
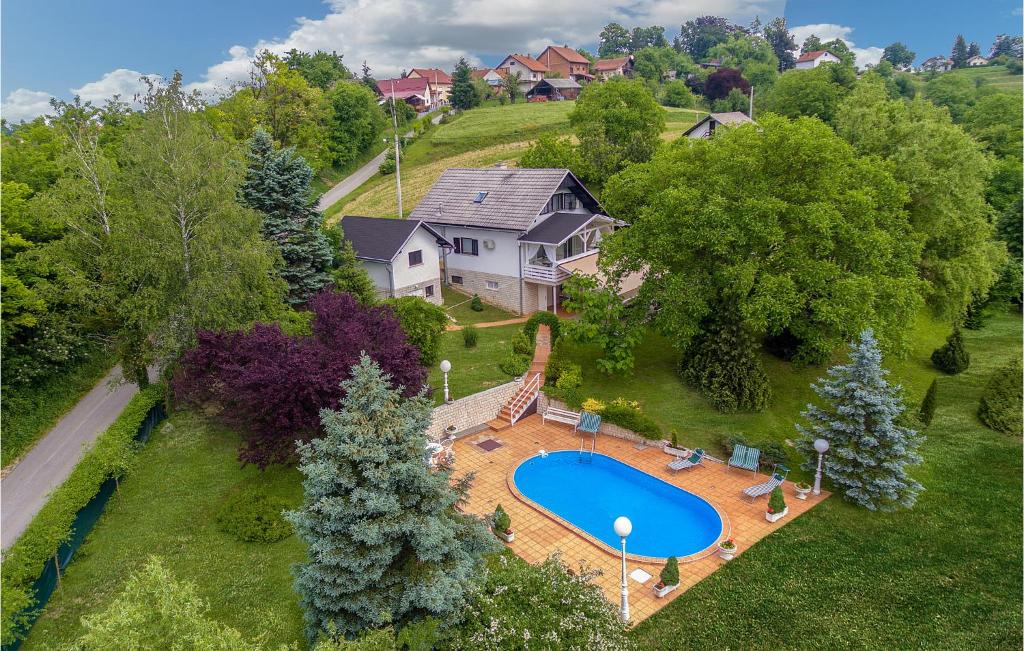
left=395, top=278, right=442, bottom=305
left=447, top=267, right=522, bottom=314
left=426, top=379, right=523, bottom=441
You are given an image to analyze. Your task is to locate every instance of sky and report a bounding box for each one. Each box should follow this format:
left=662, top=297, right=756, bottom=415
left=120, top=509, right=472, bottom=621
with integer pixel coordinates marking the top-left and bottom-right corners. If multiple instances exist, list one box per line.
left=2, top=0, right=1021, bottom=122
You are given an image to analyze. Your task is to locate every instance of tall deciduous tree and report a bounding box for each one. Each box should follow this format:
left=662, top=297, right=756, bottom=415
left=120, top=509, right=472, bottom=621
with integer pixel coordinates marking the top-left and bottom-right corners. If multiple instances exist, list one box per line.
left=562, top=273, right=643, bottom=374
left=703, top=67, right=750, bottom=100
left=239, top=130, right=333, bottom=304
left=760, top=64, right=853, bottom=124
left=502, top=71, right=522, bottom=103
left=600, top=114, right=924, bottom=368
left=707, top=35, right=779, bottom=90
left=836, top=78, right=1004, bottom=320
left=450, top=57, right=479, bottom=110
left=324, top=81, right=386, bottom=168
left=173, top=290, right=425, bottom=467
left=801, top=35, right=823, bottom=53
left=111, top=74, right=286, bottom=385
left=882, top=42, right=916, bottom=69
left=951, top=34, right=969, bottom=68
left=796, top=330, right=925, bottom=511
left=762, top=17, right=797, bottom=70
left=286, top=355, right=496, bottom=643
left=284, top=49, right=352, bottom=90
left=675, top=15, right=743, bottom=60
left=598, top=22, right=631, bottom=57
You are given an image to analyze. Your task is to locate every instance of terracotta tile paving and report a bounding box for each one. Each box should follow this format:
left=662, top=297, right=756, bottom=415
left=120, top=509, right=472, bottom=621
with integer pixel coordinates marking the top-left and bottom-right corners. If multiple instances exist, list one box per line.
left=452, top=414, right=829, bottom=624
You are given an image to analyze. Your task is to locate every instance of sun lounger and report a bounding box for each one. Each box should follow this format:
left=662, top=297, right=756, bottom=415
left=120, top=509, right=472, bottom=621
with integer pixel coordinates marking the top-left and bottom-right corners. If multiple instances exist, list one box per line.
left=742, top=465, right=790, bottom=500
left=727, top=443, right=760, bottom=473
left=668, top=448, right=705, bottom=473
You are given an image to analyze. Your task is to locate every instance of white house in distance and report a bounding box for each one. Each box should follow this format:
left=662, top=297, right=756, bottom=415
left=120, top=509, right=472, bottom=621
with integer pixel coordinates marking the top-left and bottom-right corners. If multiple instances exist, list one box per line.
left=496, top=54, right=548, bottom=93
left=921, top=56, right=954, bottom=72
left=340, top=216, right=451, bottom=305
left=410, top=168, right=624, bottom=315
left=795, top=50, right=842, bottom=68
left=967, top=54, right=989, bottom=67
left=683, top=111, right=756, bottom=139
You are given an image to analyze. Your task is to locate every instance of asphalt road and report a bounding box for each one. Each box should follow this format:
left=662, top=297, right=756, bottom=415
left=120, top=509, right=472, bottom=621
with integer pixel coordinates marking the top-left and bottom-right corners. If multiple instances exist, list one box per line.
left=1, top=365, right=141, bottom=550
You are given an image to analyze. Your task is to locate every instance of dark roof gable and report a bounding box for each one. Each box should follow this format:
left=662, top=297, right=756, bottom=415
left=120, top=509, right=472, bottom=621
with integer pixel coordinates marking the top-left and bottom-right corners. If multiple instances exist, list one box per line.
left=340, top=216, right=449, bottom=262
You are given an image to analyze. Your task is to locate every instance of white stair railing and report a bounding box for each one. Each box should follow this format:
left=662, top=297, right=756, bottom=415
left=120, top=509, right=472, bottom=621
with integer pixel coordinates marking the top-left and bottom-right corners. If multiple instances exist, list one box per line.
left=508, top=373, right=541, bottom=425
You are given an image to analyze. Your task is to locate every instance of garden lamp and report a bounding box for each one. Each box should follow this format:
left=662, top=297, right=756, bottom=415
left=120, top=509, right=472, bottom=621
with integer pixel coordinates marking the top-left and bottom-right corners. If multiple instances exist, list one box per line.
left=813, top=438, right=830, bottom=496
left=439, top=359, right=452, bottom=403
left=613, top=516, right=632, bottom=623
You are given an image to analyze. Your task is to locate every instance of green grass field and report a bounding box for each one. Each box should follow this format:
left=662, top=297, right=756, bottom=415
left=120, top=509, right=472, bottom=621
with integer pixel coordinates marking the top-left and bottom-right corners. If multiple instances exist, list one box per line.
left=945, top=64, right=1022, bottom=92
left=426, top=323, right=520, bottom=405
left=430, top=101, right=576, bottom=148
left=441, top=285, right=517, bottom=326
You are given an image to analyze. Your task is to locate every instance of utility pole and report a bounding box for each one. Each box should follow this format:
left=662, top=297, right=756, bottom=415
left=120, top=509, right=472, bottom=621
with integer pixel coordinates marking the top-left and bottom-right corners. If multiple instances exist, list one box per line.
left=389, top=79, right=404, bottom=217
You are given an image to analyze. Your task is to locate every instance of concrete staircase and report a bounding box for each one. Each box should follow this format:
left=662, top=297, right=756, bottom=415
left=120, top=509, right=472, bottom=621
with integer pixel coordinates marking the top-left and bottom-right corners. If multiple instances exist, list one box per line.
left=488, top=324, right=551, bottom=431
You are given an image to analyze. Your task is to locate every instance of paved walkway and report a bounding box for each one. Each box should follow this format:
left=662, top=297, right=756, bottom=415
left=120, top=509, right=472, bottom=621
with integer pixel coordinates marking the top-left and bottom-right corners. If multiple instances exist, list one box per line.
left=446, top=316, right=529, bottom=331
left=1, top=366, right=142, bottom=550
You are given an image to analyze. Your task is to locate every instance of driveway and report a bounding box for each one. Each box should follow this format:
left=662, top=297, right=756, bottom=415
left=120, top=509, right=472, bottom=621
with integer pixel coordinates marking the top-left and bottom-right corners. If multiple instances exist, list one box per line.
left=1, top=365, right=142, bottom=550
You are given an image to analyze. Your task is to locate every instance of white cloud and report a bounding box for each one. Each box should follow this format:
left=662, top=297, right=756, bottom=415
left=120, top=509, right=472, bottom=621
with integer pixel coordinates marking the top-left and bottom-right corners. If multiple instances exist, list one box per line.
left=71, top=68, right=161, bottom=106
left=2, top=88, right=55, bottom=123
left=790, top=23, right=884, bottom=68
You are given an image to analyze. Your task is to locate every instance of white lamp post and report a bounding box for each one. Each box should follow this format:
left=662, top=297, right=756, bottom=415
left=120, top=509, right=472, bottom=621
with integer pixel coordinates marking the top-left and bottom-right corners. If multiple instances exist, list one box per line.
left=813, top=438, right=830, bottom=496
left=439, top=359, right=452, bottom=403
left=613, top=516, right=632, bottom=623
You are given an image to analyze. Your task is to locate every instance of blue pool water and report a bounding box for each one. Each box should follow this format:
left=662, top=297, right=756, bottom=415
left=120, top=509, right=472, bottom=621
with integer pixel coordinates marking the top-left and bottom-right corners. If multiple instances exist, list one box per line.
left=513, top=451, right=723, bottom=558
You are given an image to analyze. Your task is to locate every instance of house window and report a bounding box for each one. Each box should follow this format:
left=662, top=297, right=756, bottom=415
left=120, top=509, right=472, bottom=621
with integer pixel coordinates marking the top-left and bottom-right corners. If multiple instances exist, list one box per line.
left=451, top=275, right=464, bottom=285
left=424, top=284, right=434, bottom=298
left=408, top=250, right=423, bottom=266
left=486, top=280, right=499, bottom=290
left=474, top=191, right=488, bottom=203
left=453, top=237, right=479, bottom=256
left=546, top=192, right=577, bottom=212
left=559, top=237, right=582, bottom=259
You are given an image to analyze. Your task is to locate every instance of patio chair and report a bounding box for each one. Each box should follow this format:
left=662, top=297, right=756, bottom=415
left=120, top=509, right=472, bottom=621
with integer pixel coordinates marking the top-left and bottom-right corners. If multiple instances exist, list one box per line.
left=667, top=448, right=705, bottom=473
left=742, top=465, right=790, bottom=501
left=727, top=444, right=761, bottom=473
left=578, top=411, right=601, bottom=435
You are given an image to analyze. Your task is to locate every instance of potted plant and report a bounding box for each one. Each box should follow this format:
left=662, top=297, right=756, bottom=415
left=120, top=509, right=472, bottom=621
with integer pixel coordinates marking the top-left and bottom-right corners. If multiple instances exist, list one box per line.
left=794, top=482, right=812, bottom=500
left=493, top=504, right=514, bottom=543
left=718, top=538, right=736, bottom=561
left=765, top=487, right=789, bottom=523
left=663, top=430, right=688, bottom=458
left=653, top=557, right=680, bottom=598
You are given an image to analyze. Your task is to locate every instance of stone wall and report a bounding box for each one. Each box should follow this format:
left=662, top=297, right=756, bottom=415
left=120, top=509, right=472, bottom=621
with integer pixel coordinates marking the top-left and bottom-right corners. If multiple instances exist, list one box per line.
left=447, top=267, right=522, bottom=314
left=538, top=392, right=666, bottom=446
left=426, top=379, right=522, bottom=441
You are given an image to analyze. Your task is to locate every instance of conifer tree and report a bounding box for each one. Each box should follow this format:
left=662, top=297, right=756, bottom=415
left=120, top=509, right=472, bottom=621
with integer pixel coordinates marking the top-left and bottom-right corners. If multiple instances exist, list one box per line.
left=450, top=57, right=479, bottom=110
left=951, top=35, right=969, bottom=68
left=796, top=330, right=925, bottom=511
left=919, top=378, right=938, bottom=426
left=931, top=327, right=970, bottom=374
left=239, top=130, right=333, bottom=304
left=286, top=355, right=497, bottom=644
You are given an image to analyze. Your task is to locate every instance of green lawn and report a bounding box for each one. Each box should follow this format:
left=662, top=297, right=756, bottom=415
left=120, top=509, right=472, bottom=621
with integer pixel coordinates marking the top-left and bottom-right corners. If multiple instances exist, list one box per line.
left=945, top=64, right=1023, bottom=92
left=633, top=311, right=1023, bottom=650
left=2, top=345, right=116, bottom=466
left=426, top=323, right=519, bottom=405
left=429, top=101, right=576, bottom=150
left=560, top=311, right=955, bottom=476
left=24, top=413, right=307, bottom=649
left=442, top=285, right=517, bottom=326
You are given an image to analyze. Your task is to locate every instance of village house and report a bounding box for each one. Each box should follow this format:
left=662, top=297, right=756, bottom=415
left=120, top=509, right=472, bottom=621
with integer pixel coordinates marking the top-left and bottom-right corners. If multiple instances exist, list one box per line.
left=921, top=55, right=954, bottom=72
left=593, top=55, right=634, bottom=80
left=406, top=68, right=453, bottom=105
left=683, top=111, right=756, bottom=139
left=410, top=168, right=623, bottom=315
left=497, top=53, right=548, bottom=93
left=525, top=78, right=581, bottom=101
left=535, top=45, right=593, bottom=82
left=794, top=50, right=843, bottom=68
left=967, top=54, right=989, bottom=67
left=340, top=216, right=451, bottom=304
left=471, top=67, right=506, bottom=88
left=376, top=76, right=432, bottom=111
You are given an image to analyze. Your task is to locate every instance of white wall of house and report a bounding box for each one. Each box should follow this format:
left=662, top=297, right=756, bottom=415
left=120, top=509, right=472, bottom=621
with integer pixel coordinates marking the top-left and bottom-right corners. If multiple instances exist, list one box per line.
left=430, top=225, right=522, bottom=277
left=795, top=51, right=841, bottom=69
left=392, top=228, right=443, bottom=298
left=686, top=119, right=713, bottom=138
left=363, top=260, right=393, bottom=296
left=499, top=56, right=545, bottom=81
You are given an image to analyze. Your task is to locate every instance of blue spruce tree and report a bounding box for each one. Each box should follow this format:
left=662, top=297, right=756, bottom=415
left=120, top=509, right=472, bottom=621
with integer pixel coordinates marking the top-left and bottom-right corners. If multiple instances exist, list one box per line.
left=286, top=355, right=497, bottom=644
left=796, top=330, right=925, bottom=511
left=239, top=130, right=333, bottom=304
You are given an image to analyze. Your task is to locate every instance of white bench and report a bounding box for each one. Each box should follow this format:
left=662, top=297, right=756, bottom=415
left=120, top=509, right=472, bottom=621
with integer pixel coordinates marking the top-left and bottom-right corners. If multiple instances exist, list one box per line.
left=543, top=407, right=581, bottom=431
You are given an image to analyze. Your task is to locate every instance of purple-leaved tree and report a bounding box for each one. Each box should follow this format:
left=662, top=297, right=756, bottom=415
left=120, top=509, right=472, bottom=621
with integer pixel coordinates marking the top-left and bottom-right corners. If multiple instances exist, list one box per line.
left=173, top=290, right=426, bottom=468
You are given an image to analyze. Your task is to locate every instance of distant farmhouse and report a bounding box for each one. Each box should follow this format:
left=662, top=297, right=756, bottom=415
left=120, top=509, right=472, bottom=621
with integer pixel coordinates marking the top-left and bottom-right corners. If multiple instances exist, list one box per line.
left=683, top=111, right=756, bottom=139
left=376, top=76, right=432, bottom=111
left=593, top=55, right=634, bottom=80
left=921, top=56, right=954, bottom=72
left=406, top=68, right=453, bottom=105
left=536, top=45, right=593, bottom=82
left=795, top=50, right=842, bottom=69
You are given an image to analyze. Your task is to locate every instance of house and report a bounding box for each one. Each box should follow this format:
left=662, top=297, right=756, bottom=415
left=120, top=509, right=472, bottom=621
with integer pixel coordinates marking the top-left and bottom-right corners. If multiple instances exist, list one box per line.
left=525, top=78, right=581, bottom=101
left=967, top=55, right=989, bottom=67
left=340, top=216, right=452, bottom=304
left=497, top=53, right=548, bottom=92
left=411, top=168, right=622, bottom=315
left=795, top=50, right=843, bottom=69
left=377, top=77, right=432, bottom=111
left=921, top=56, right=954, bottom=72
left=698, top=58, right=723, bottom=69
left=472, top=67, right=506, bottom=88
left=536, top=45, right=593, bottom=82
left=593, top=55, right=634, bottom=80
left=683, top=111, right=755, bottom=139
left=406, top=68, right=453, bottom=105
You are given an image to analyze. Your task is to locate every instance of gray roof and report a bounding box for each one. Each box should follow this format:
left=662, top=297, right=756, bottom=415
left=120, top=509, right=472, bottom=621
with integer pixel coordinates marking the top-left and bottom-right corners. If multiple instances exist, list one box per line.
left=340, top=216, right=450, bottom=262
left=518, top=212, right=595, bottom=245
left=682, top=111, right=756, bottom=136
left=411, top=168, right=601, bottom=232
left=537, top=78, right=581, bottom=89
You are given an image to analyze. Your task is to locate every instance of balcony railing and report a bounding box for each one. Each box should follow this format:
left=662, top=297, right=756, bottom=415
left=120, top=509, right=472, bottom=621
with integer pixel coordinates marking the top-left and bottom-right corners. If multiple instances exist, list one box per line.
left=523, top=263, right=569, bottom=283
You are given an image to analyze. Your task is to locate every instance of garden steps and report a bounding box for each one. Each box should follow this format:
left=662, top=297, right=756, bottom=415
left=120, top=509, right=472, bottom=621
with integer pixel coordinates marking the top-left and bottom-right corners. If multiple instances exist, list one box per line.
left=491, top=325, right=551, bottom=430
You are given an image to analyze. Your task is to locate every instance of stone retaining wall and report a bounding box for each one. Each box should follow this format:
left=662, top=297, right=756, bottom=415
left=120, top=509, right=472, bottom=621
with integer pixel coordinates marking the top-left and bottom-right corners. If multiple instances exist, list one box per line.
left=427, top=379, right=522, bottom=441
left=538, top=392, right=666, bottom=447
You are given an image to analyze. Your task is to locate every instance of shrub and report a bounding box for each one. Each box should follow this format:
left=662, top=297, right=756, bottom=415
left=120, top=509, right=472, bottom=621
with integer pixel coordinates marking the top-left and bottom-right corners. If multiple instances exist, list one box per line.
left=978, top=358, right=1023, bottom=435
left=386, top=296, right=449, bottom=367
left=679, top=318, right=772, bottom=413
left=462, top=325, right=478, bottom=348
left=919, top=379, right=938, bottom=426
left=601, top=398, right=662, bottom=440
left=543, top=342, right=567, bottom=386
left=718, top=433, right=787, bottom=469
left=554, top=386, right=584, bottom=409
left=492, top=505, right=511, bottom=533
left=379, top=147, right=396, bottom=175
left=216, top=485, right=292, bottom=543
left=470, top=294, right=484, bottom=311
left=768, top=487, right=786, bottom=514
left=511, top=331, right=533, bottom=356
left=662, top=80, right=695, bottom=108
left=659, top=557, right=680, bottom=587
left=523, top=311, right=561, bottom=345
left=931, top=328, right=970, bottom=374
left=670, top=429, right=681, bottom=448
left=581, top=398, right=606, bottom=413
left=500, top=351, right=531, bottom=377
left=963, top=295, right=989, bottom=330
left=555, top=363, right=582, bottom=391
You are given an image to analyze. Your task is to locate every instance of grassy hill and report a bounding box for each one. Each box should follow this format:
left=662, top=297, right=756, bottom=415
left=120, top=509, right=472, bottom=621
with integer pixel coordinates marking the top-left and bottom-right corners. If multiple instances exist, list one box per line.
left=944, top=63, right=1022, bottom=92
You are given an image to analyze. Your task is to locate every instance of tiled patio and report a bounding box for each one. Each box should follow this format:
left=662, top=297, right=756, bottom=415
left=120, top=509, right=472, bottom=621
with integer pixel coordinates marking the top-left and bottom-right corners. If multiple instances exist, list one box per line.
left=452, top=414, right=829, bottom=624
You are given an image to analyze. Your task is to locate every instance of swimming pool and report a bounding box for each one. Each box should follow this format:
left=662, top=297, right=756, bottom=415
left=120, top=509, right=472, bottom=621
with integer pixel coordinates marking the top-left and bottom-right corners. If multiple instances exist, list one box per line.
left=512, top=451, right=724, bottom=559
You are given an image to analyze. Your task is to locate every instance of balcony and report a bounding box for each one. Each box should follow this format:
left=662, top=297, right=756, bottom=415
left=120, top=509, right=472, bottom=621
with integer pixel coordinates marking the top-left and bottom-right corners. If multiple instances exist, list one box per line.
left=523, top=263, right=569, bottom=284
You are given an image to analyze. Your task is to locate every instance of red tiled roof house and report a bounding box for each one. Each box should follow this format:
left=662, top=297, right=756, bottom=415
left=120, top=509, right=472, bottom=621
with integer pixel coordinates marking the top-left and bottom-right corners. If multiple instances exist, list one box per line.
left=536, top=45, right=593, bottom=81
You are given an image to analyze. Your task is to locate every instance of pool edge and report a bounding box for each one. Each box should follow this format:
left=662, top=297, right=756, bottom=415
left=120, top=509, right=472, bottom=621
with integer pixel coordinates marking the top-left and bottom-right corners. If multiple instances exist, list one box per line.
left=506, top=449, right=732, bottom=564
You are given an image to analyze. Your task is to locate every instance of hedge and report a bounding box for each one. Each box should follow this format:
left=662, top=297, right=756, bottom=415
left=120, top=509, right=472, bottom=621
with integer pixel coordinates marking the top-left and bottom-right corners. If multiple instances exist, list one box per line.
left=522, top=311, right=561, bottom=346
left=1, top=384, right=164, bottom=645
